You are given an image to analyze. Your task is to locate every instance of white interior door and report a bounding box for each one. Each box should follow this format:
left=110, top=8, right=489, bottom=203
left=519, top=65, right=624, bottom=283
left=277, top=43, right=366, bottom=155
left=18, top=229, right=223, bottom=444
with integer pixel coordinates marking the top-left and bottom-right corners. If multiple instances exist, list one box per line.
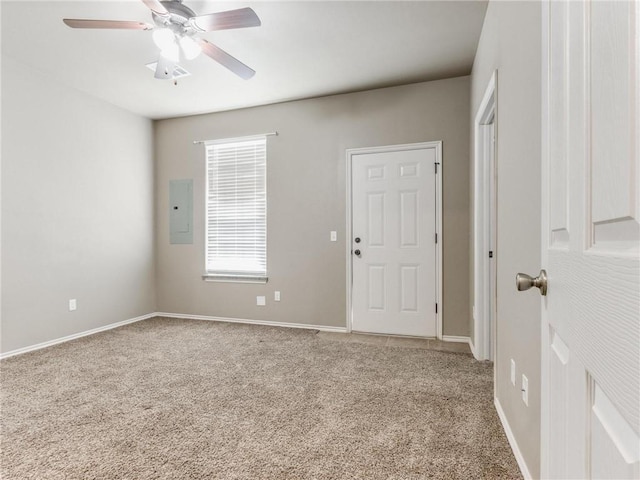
left=350, top=143, right=440, bottom=337
left=541, top=1, right=640, bottom=478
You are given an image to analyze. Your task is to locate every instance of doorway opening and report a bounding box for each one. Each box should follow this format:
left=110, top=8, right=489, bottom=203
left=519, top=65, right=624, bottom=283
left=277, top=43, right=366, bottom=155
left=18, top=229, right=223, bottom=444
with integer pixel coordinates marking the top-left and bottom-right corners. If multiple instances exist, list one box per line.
left=473, top=71, right=498, bottom=361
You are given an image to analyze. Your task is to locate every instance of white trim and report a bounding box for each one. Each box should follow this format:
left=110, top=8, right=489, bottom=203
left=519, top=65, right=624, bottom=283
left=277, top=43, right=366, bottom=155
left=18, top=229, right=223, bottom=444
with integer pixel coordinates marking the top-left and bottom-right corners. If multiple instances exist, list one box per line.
left=202, top=274, right=268, bottom=284
left=468, top=338, right=478, bottom=358
left=346, top=145, right=353, bottom=334
left=156, top=312, right=348, bottom=333
left=540, top=2, right=551, bottom=476
left=495, top=397, right=533, bottom=480
left=473, top=70, right=498, bottom=362
left=196, top=132, right=278, bottom=146
left=345, top=141, right=443, bottom=339
left=0, top=312, right=156, bottom=359
left=442, top=335, right=470, bottom=344
left=435, top=141, right=443, bottom=341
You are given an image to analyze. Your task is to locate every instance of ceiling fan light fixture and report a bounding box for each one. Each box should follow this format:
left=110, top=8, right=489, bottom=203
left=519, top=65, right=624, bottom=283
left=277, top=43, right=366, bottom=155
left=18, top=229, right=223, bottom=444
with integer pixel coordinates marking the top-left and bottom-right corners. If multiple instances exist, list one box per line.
left=152, top=28, right=176, bottom=50
left=179, top=35, right=201, bottom=60
left=160, top=42, right=180, bottom=62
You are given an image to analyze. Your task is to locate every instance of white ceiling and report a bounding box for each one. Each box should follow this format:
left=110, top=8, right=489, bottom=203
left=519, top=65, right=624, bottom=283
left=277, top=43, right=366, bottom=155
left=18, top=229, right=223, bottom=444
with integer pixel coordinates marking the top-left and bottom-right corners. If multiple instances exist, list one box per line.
left=1, top=0, right=488, bottom=120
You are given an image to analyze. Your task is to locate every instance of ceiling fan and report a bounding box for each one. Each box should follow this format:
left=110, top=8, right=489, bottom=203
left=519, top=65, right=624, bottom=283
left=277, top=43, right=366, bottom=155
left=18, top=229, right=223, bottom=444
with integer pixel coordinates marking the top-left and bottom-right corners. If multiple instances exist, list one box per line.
left=63, top=0, right=260, bottom=81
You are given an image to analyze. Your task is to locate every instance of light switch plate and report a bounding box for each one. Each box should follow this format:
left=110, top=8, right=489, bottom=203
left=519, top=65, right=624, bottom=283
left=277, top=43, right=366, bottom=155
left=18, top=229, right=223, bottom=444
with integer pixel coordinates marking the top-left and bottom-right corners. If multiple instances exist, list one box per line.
left=510, top=359, right=516, bottom=386
left=69, top=299, right=77, bottom=311
left=274, top=291, right=281, bottom=301
left=330, top=231, right=337, bottom=242
left=256, top=296, right=266, bottom=306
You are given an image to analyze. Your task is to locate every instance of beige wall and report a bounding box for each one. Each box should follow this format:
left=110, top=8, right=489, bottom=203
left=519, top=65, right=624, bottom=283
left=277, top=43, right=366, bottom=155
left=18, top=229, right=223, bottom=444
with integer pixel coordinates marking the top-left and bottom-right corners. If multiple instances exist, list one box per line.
left=155, top=77, right=471, bottom=336
left=1, top=56, right=156, bottom=354
left=471, top=1, right=542, bottom=477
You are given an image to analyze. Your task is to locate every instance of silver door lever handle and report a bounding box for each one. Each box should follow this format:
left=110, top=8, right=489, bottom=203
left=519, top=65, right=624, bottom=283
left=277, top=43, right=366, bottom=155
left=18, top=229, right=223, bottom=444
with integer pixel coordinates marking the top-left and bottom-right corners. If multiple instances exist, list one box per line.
left=516, top=270, right=547, bottom=296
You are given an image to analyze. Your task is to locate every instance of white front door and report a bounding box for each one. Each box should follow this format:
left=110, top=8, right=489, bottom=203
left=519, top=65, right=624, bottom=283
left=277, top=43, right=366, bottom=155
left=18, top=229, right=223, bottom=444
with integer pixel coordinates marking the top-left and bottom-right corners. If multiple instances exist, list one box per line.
left=349, top=143, right=440, bottom=337
left=541, top=1, right=640, bottom=478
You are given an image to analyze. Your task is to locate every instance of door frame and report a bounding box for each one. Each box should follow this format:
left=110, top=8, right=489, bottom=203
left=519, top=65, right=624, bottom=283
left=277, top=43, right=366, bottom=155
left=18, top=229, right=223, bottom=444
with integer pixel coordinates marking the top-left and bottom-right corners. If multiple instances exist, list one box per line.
left=345, top=141, right=443, bottom=339
left=473, top=70, right=498, bottom=361
left=540, top=3, right=550, bottom=473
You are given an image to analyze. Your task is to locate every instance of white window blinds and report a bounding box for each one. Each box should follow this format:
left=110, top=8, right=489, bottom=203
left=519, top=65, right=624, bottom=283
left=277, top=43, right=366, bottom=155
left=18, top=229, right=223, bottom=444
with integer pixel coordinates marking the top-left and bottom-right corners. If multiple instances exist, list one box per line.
left=205, top=136, right=267, bottom=280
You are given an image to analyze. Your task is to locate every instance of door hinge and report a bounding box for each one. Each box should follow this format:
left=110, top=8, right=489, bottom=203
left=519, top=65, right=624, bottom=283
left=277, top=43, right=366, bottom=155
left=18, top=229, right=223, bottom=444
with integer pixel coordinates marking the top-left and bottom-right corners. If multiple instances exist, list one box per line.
left=489, top=250, right=494, bottom=258
left=435, top=162, right=440, bottom=174
left=435, top=303, right=438, bottom=314
left=435, top=233, right=438, bottom=244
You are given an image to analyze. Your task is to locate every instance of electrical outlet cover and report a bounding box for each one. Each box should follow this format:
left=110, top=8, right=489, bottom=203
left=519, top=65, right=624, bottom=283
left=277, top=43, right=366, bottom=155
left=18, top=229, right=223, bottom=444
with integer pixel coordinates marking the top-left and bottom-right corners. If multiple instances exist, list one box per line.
left=256, top=296, right=266, bottom=306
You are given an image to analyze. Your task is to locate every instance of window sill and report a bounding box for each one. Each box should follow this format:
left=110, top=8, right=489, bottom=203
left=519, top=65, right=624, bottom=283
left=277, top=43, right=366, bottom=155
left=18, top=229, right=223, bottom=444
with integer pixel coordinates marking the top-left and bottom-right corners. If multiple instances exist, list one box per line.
left=202, top=274, right=268, bottom=284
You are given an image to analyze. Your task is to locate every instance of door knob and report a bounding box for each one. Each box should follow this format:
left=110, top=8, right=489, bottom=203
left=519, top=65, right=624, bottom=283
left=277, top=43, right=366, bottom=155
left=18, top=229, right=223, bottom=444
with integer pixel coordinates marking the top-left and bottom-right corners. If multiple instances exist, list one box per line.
left=516, top=270, right=548, bottom=296
left=354, top=249, right=361, bottom=256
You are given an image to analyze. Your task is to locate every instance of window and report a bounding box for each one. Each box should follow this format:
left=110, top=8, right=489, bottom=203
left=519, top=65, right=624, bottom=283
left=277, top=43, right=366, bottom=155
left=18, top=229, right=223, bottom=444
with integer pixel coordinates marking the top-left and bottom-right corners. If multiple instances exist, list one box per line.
left=204, top=136, right=267, bottom=282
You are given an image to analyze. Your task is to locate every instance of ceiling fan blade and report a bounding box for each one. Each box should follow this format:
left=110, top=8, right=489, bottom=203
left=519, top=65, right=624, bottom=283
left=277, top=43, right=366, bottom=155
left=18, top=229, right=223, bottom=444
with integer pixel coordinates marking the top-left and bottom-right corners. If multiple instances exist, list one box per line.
left=190, top=7, right=261, bottom=32
left=154, top=56, right=176, bottom=80
left=141, top=0, right=169, bottom=16
left=63, top=19, right=153, bottom=30
left=198, top=39, right=255, bottom=80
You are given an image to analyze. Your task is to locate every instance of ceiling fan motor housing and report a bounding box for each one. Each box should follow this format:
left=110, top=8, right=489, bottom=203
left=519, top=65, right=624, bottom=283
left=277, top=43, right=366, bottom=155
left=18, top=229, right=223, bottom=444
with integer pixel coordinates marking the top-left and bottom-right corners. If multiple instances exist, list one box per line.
left=153, top=0, right=197, bottom=34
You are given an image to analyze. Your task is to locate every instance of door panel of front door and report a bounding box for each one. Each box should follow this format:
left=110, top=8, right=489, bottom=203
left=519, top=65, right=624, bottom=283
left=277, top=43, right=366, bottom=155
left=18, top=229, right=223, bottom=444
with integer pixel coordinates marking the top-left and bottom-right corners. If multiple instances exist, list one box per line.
left=351, top=146, right=437, bottom=337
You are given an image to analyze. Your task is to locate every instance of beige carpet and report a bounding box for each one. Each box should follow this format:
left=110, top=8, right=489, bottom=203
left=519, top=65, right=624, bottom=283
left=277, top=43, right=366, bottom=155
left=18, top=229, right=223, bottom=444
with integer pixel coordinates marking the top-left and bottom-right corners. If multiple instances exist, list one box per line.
left=1, top=317, right=521, bottom=479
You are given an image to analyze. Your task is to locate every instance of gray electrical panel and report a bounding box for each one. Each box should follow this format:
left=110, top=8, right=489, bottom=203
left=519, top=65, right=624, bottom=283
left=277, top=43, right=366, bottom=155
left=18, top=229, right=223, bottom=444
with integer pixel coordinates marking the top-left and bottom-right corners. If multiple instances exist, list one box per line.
left=169, top=179, right=193, bottom=244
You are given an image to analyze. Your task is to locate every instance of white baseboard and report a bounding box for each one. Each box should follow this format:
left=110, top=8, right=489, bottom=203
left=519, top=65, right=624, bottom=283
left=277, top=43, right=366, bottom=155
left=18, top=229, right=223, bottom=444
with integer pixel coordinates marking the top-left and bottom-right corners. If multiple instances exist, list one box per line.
left=1, top=312, right=347, bottom=359
left=442, top=335, right=471, bottom=344
left=157, top=312, right=348, bottom=333
left=494, top=397, right=532, bottom=480
left=0, top=312, right=156, bottom=360
left=468, top=338, right=479, bottom=359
